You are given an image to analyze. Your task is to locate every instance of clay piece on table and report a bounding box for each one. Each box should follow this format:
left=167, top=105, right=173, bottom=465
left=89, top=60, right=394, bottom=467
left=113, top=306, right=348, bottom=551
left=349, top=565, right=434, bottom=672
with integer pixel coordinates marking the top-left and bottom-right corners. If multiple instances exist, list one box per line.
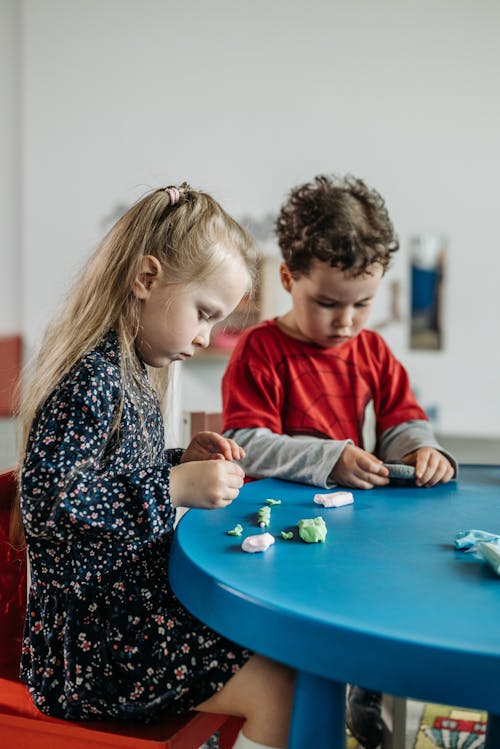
left=314, top=491, right=354, bottom=508
left=454, top=529, right=499, bottom=550
left=241, top=532, right=275, bottom=553
left=227, top=523, right=243, bottom=536
left=265, top=498, right=282, bottom=505
left=383, top=463, right=416, bottom=485
left=280, top=530, right=294, bottom=540
left=298, top=517, right=327, bottom=543
left=257, top=505, right=271, bottom=528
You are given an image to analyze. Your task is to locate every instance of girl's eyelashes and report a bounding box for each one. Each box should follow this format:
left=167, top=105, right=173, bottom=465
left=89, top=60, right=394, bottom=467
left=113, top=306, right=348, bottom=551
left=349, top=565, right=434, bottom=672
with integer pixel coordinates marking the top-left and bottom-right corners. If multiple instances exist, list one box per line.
left=198, top=306, right=226, bottom=322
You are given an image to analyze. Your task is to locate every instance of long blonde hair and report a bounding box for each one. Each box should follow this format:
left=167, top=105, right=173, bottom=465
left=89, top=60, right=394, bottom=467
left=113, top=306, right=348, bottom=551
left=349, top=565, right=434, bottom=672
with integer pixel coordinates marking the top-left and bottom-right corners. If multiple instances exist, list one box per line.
left=11, top=183, right=258, bottom=545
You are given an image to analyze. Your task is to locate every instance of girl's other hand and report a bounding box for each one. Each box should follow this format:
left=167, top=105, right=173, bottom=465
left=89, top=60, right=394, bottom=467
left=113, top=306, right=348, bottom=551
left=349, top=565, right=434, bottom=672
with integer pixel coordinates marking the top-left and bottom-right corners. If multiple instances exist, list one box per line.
left=170, top=459, right=245, bottom=509
left=330, top=444, right=390, bottom=489
left=182, top=431, right=245, bottom=463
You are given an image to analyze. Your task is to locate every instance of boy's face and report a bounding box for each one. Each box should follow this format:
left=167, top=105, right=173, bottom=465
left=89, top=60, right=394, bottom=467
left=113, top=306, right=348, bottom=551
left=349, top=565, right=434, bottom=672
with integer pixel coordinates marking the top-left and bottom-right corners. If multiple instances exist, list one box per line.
left=280, top=259, right=383, bottom=348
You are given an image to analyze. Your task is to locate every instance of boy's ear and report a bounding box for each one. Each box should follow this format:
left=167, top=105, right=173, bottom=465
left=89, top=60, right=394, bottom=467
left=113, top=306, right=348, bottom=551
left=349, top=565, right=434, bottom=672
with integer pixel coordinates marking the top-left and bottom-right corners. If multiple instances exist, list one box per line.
left=280, top=263, right=294, bottom=293
left=132, top=255, right=163, bottom=299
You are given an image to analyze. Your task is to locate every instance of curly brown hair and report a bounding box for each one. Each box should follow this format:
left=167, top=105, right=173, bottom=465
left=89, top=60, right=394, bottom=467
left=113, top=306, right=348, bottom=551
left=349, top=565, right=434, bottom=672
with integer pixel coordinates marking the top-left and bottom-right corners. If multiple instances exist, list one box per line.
left=275, top=174, right=399, bottom=276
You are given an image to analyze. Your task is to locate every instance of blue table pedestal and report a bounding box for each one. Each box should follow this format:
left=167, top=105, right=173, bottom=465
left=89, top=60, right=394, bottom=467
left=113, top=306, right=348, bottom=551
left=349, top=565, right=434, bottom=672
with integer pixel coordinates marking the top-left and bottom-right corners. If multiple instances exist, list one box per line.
left=289, top=672, right=346, bottom=749
left=485, top=714, right=500, bottom=749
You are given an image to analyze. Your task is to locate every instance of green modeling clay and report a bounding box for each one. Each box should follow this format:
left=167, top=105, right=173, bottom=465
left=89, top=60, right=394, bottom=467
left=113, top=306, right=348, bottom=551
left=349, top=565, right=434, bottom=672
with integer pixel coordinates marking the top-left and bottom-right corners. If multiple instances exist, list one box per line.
left=257, top=506, right=271, bottom=527
left=281, top=531, right=294, bottom=540
left=227, top=523, right=243, bottom=536
left=265, top=498, right=282, bottom=505
left=298, top=517, right=327, bottom=543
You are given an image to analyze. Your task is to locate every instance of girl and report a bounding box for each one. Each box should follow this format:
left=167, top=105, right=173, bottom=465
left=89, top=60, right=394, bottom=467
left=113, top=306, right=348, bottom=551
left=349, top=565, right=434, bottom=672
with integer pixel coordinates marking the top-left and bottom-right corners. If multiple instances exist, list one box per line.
left=13, top=184, right=294, bottom=749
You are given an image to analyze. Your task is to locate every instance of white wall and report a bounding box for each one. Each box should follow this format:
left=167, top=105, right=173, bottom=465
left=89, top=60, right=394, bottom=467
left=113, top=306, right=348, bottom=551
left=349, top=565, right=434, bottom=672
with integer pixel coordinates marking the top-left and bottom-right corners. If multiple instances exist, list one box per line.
left=5, top=0, right=500, bottom=436
left=0, top=0, right=21, bottom=334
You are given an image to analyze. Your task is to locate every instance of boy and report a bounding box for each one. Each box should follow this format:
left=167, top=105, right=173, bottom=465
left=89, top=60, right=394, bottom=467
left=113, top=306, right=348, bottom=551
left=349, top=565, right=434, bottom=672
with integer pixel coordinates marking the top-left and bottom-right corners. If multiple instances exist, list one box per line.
left=222, top=174, right=456, bottom=748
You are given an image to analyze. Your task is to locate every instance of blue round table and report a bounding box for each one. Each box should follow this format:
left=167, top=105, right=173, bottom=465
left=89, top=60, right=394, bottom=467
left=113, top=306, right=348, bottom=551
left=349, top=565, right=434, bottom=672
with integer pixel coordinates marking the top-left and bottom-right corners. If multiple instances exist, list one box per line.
left=169, top=465, right=500, bottom=748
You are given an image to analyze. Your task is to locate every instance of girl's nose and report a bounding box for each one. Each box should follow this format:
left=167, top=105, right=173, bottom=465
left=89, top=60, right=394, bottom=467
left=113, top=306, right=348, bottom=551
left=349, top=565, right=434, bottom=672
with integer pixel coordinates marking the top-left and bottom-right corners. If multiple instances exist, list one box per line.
left=193, top=329, right=210, bottom=348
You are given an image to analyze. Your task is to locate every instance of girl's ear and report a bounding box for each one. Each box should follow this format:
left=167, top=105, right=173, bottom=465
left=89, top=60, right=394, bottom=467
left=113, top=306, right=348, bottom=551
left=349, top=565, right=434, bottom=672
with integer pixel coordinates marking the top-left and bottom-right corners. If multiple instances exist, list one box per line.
left=280, top=262, right=294, bottom=293
left=132, top=255, right=163, bottom=299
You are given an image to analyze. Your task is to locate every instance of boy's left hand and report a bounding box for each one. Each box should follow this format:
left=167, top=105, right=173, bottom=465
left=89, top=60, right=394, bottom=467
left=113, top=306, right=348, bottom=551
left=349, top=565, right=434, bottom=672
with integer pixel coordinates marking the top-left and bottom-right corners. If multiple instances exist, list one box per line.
left=402, top=447, right=455, bottom=487
left=181, top=431, right=245, bottom=464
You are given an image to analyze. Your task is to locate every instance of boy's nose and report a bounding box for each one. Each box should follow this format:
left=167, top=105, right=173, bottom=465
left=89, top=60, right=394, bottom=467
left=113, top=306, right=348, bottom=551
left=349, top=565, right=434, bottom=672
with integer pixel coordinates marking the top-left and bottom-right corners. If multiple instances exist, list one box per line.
left=334, top=307, right=353, bottom=329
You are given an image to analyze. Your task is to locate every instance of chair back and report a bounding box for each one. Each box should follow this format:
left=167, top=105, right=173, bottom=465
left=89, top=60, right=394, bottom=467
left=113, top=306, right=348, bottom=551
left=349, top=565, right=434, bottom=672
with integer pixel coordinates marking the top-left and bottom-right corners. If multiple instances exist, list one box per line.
left=182, top=412, right=223, bottom=446
left=0, top=468, right=27, bottom=680
left=0, top=467, right=244, bottom=748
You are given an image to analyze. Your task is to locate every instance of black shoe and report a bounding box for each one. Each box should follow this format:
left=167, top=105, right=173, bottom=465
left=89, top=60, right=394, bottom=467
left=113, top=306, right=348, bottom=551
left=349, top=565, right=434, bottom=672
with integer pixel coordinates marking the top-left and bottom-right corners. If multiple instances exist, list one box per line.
left=346, top=686, right=383, bottom=749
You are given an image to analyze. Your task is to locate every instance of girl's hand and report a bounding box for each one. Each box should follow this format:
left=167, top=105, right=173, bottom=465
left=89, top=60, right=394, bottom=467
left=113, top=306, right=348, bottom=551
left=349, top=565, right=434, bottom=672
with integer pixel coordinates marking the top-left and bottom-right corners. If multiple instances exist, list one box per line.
left=329, top=444, right=390, bottom=489
left=170, top=459, right=245, bottom=509
left=181, top=431, right=245, bottom=463
left=402, top=447, right=455, bottom=487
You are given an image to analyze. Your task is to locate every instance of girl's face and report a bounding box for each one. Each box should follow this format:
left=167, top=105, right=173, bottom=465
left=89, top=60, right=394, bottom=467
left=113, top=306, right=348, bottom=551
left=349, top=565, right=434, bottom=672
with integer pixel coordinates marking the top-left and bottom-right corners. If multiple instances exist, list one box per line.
left=134, top=252, right=249, bottom=367
left=279, top=259, right=383, bottom=348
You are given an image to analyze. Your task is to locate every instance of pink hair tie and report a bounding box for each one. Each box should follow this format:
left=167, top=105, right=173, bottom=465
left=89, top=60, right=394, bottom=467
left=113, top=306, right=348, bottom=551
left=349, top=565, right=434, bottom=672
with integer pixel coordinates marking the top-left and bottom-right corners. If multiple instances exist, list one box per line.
left=165, top=186, right=180, bottom=206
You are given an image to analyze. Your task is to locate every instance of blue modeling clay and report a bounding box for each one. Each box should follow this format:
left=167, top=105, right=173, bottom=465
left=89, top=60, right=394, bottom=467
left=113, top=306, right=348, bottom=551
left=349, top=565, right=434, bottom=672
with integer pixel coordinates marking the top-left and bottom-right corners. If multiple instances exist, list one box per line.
left=454, top=529, right=500, bottom=550
left=455, top=529, right=500, bottom=576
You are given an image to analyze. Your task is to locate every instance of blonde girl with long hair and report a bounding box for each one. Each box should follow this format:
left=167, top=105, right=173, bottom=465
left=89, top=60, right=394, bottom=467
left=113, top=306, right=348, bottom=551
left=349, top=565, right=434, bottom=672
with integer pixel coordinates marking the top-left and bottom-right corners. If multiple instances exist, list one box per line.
left=14, top=184, right=294, bottom=749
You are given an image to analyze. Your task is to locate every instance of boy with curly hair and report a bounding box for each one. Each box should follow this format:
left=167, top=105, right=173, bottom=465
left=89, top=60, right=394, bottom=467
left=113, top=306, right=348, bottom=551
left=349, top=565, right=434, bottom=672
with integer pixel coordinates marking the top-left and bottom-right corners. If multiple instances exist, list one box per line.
left=222, top=174, right=456, bottom=748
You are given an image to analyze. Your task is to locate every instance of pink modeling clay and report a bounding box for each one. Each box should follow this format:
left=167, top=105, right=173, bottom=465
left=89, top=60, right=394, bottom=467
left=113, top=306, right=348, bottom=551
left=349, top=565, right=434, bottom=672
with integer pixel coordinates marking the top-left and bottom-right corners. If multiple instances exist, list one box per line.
left=241, top=532, right=275, bottom=553
left=314, top=491, right=354, bottom=508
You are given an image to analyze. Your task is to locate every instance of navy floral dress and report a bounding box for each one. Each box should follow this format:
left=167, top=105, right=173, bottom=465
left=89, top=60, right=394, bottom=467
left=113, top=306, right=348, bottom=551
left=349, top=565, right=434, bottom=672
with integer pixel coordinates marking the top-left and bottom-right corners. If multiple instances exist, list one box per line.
left=21, top=331, right=250, bottom=722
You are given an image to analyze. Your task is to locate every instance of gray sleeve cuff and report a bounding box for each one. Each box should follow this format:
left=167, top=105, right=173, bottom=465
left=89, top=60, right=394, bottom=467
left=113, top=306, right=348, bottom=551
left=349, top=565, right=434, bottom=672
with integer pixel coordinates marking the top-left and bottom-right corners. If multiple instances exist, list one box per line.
left=224, top=427, right=352, bottom=488
left=378, top=420, right=458, bottom=477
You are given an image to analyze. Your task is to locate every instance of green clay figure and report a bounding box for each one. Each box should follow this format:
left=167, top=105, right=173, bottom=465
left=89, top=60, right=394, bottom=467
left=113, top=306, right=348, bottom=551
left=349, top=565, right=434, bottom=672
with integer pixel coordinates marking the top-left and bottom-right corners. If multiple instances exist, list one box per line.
left=265, top=498, right=282, bottom=505
left=257, top=506, right=271, bottom=527
left=281, top=530, right=294, bottom=540
left=227, top=523, right=243, bottom=536
left=298, top=517, right=327, bottom=543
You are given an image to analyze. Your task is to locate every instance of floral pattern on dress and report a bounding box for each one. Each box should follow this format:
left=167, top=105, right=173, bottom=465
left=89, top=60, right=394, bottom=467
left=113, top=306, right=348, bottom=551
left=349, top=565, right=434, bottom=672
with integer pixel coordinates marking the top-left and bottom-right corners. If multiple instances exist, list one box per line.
left=21, top=331, right=250, bottom=722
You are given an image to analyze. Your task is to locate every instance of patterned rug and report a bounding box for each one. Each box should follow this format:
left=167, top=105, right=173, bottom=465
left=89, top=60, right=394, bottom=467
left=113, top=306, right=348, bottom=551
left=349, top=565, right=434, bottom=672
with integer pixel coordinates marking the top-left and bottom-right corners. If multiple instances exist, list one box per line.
left=344, top=702, right=488, bottom=749
left=206, top=702, right=488, bottom=748
left=413, top=703, right=487, bottom=749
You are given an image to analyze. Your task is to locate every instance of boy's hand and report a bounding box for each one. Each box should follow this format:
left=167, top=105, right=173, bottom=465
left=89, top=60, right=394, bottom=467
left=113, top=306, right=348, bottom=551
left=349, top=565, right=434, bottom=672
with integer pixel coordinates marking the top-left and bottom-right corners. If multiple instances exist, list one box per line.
left=181, top=431, right=245, bottom=463
left=401, top=448, right=455, bottom=487
left=330, top=444, right=390, bottom=489
left=170, top=459, right=245, bottom=509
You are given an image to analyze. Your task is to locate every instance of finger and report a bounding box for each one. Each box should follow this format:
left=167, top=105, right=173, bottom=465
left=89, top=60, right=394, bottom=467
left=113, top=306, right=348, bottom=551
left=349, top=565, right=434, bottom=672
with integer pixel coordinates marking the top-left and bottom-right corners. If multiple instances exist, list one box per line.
left=367, top=472, right=390, bottom=487
left=361, top=458, right=389, bottom=477
left=352, top=479, right=376, bottom=489
left=443, top=464, right=456, bottom=482
left=199, top=432, right=233, bottom=460
left=225, top=461, right=245, bottom=479
left=209, top=495, right=237, bottom=510
left=213, top=439, right=233, bottom=461
left=368, top=454, right=386, bottom=466
left=224, top=474, right=245, bottom=492
left=217, top=486, right=242, bottom=504
left=225, top=438, right=246, bottom=460
left=423, top=460, right=452, bottom=487
left=421, top=467, right=442, bottom=487
left=347, top=472, right=377, bottom=489
left=415, top=455, right=438, bottom=487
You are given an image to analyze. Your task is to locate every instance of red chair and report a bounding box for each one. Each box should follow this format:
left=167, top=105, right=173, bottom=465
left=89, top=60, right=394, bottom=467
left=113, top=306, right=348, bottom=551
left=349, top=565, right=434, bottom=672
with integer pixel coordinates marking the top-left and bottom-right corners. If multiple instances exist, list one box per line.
left=0, top=336, right=22, bottom=416
left=0, top=467, right=242, bottom=748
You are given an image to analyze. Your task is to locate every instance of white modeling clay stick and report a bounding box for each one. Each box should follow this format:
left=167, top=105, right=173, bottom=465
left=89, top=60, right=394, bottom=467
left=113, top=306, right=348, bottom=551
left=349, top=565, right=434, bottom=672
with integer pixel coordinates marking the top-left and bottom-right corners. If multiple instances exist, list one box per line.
left=241, top=532, right=275, bottom=553
left=314, top=491, right=354, bottom=508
